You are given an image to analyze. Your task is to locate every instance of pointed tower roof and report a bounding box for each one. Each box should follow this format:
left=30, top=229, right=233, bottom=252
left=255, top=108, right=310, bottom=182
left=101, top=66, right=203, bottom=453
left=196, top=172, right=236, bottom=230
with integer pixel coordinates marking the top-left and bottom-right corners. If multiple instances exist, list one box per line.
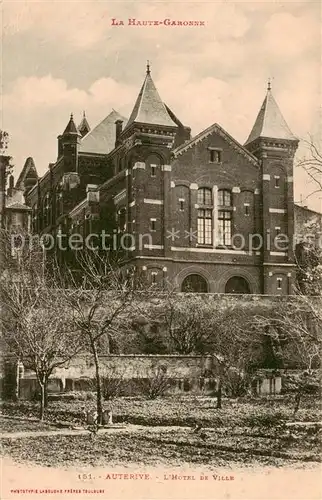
left=78, top=111, right=91, bottom=138
left=15, top=157, right=38, bottom=192
left=245, top=82, right=297, bottom=145
left=62, top=113, right=79, bottom=135
left=125, top=63, right=177, bottom=129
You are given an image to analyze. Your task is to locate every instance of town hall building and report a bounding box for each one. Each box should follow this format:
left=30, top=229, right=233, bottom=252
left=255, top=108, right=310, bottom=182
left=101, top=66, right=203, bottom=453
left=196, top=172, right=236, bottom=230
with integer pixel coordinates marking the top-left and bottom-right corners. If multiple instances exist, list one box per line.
left=8, top=64, right=313, bottom=295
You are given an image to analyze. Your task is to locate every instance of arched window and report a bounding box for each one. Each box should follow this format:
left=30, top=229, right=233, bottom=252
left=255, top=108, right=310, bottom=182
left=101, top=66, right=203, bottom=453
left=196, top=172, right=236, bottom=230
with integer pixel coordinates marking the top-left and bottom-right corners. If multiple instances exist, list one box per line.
left=43, top=194, right=50, bottom=228
left=197, top=188, right=213, bottom=245
left=181, top=274, right=208, bottom=293
left=32, top=204, right=38, bottom=232
left=218, top=189, right=232, bottom=246
left=55, top=187, right=63, bottom=218
left=225, top=276, right=250, bottom=294
left=117, top=207, right=126, bottom=233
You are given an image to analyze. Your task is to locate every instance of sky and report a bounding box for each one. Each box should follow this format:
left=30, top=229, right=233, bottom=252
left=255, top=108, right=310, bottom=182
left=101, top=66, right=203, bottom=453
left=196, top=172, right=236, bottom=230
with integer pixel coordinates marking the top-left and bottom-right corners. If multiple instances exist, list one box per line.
left=1, top=0, right=321, bottom=211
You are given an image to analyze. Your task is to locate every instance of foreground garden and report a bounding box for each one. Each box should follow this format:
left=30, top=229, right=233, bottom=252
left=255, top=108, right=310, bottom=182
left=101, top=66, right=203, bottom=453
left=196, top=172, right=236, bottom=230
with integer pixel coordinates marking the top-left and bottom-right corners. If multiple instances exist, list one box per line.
left=1, top=394, right=321, bottom=469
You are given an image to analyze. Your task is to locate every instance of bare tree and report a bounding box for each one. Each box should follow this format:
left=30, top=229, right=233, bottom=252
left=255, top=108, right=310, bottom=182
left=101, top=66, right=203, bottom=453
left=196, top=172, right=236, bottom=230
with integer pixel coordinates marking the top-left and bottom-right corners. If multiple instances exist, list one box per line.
left=1, top=256, right=84, bottom=420
left=159, top=293, right=218, bottom=355
left=59, top=252, right=139, bottom=423
left=297, top=138, right=322, bottom=197
left=294, top=221, right=322, bottom=295
left=252, top=295, right=322, bottom=413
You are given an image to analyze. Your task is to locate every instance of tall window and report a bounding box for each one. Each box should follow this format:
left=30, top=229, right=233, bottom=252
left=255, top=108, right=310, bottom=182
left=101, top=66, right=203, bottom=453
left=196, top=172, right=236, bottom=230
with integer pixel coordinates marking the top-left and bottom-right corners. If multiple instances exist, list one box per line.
left=218, top=189, right=232, bottom=246
left=197, top=188, right=212, bottom=245
left=118, top=207, right=126, bottom=233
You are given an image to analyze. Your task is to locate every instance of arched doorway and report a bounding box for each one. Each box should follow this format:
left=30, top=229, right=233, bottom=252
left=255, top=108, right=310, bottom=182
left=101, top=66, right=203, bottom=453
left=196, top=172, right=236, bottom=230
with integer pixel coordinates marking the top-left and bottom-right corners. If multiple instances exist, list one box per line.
left=181, top=274, right=208, bottom=293
left=225, top=276, right=250, bottom=294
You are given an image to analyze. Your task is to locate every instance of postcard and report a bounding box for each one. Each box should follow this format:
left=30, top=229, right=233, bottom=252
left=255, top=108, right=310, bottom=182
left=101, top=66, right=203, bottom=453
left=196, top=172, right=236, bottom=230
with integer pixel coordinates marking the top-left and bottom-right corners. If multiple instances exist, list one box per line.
left=1, top=0, right=321, bottom=499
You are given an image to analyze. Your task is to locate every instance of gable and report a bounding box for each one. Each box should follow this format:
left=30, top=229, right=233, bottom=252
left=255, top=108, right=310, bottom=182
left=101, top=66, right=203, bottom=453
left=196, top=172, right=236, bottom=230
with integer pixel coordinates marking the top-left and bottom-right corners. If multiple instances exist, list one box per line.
left=173, top=123, right=259, bottom=167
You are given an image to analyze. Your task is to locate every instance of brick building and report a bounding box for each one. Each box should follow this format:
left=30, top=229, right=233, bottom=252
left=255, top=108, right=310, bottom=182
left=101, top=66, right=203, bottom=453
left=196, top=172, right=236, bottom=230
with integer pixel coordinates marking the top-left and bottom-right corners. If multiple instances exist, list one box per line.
left=10, top=65, right=320, bottom=295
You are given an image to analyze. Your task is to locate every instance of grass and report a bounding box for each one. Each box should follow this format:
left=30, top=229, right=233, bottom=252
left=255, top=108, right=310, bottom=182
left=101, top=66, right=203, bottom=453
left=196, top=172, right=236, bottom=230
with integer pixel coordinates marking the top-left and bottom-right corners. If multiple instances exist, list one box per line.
left=0, top=417, right=56, bottom=433
left=1, top=395, right=321, bottom=468
left=2, top=427, right=321, bottom=469
left=1, top=394, right=320, bottom=428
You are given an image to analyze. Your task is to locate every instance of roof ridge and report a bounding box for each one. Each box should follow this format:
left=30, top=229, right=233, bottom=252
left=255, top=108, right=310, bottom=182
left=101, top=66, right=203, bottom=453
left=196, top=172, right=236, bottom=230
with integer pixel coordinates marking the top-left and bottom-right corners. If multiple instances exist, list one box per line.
left=173, top=123, right=259, bottom=165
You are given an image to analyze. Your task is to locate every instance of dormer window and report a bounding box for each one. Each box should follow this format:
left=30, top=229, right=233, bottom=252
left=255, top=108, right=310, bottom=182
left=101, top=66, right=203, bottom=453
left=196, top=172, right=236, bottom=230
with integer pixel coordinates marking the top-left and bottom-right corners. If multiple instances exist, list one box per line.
left=209, top=148, right=222, bottom=164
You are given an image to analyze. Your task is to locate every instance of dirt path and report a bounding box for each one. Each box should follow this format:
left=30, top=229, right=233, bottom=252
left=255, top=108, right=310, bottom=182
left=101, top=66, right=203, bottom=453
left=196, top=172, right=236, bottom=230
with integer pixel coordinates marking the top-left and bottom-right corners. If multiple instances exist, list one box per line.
left=0, top=424, right=189, bottom=440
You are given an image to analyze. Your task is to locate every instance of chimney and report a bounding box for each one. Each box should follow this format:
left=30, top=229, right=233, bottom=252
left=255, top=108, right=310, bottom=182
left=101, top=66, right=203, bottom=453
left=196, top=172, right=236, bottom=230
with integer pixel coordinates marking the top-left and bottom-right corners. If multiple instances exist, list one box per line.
left=86, top=184, right=99, bottom=203
left=7, top=174, right=14, bottom=198
left=115, top=120, right=123, bottom=148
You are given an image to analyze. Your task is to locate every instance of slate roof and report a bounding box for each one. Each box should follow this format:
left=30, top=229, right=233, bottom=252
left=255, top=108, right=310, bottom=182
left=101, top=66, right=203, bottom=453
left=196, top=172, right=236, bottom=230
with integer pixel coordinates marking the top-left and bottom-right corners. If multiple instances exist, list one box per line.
left=6, top=202, right=31, bottom=211
left=125, top=69, right=177, bottom=129
left=245, top=88, right=297, bottom=145
left=15, top=157, right=38, bottom=191
left=78, top=112, right=91, bottom=136
left=63, top=114, right=79, bottom=135
left=79, top=110, right=127, bottom=155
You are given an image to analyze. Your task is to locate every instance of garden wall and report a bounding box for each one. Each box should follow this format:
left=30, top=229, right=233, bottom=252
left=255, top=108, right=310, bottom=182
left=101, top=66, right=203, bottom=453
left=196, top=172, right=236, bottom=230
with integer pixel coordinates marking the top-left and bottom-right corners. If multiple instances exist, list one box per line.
left=2, top=354, right=283, bottom=399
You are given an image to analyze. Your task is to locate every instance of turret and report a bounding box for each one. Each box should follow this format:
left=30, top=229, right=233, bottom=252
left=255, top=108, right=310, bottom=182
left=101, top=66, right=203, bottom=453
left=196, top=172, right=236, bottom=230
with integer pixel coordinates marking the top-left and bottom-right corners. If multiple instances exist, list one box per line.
left=245, top=81, right=299, bottom=294
left=58, top=114, right=81, bottom=173
left=77, top=111, right=91, bottom=138
left=121, top=62, right=178, bottom=262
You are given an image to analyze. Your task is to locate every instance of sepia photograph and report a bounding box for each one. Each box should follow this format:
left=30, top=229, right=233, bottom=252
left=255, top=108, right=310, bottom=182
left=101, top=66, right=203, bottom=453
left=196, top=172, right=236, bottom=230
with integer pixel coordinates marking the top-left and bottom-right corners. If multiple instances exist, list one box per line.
left=0, top=0, right=321, bottom=499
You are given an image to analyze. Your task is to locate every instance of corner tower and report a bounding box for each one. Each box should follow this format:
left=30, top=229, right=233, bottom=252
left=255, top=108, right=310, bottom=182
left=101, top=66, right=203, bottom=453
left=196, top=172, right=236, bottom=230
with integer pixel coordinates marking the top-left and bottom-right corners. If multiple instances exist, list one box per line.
left=120, top=63, right=178, bottom=265
left=245, top=82, right=299, bottom=294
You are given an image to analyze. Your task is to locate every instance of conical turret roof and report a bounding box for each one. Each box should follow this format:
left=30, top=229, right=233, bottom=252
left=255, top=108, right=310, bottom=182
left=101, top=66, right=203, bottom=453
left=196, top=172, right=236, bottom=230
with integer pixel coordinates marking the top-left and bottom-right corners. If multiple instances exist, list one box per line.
left=245, top=85, right=296, bottom=145
left=125, top=64, right=177, bottom=129
left=63, top=113, right=79, bottom=135
left=78, top=111, right=91, bottom=137
left=15, top=157, right=38, bottom=191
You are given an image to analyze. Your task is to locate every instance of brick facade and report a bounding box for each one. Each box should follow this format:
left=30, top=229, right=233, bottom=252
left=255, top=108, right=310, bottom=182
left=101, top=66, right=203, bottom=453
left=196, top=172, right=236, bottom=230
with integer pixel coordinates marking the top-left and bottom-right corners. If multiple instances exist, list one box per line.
left=16, top=67, right=316, bottom=295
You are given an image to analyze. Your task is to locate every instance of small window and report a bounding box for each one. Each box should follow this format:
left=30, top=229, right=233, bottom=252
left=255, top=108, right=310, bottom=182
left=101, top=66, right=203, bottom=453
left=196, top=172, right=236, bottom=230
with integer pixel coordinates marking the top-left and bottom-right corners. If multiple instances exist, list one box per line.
left=275, top=227, right=281, bottom=235
left=277, top=278, right=282, bottom=290
left=274, top=176, right=280, bottom=188
left=151, top=165, right=156, bottom=177
left=179, top=199, right=184, bottom=211
left=150, top=219, right=156, bottom=231
left=209, top=149, right=221, bottom=163
left=244, top=204, right=250, bottom=216
left=151, top=272, right=157, bottom=284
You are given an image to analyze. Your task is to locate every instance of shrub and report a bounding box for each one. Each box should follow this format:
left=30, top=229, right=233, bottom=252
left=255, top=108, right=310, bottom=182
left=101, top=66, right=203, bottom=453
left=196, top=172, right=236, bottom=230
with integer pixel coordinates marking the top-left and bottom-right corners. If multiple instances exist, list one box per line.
left=138, top=366, right=172, bottom=399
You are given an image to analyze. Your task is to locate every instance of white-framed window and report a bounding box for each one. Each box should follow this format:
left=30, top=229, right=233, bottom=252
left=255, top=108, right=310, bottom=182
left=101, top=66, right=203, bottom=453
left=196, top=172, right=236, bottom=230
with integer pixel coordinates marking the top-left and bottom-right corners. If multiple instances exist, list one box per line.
left=179, top=198, right=185, bottom=211
left=209, top=148, right=222, bottom=163
left=244, top=203, right=250, bottom=216
left=197, top=188, right=213, bottom=245
left=150, top=218, right=156, bottom=231
left=218, top=189, right=232, bottom=246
